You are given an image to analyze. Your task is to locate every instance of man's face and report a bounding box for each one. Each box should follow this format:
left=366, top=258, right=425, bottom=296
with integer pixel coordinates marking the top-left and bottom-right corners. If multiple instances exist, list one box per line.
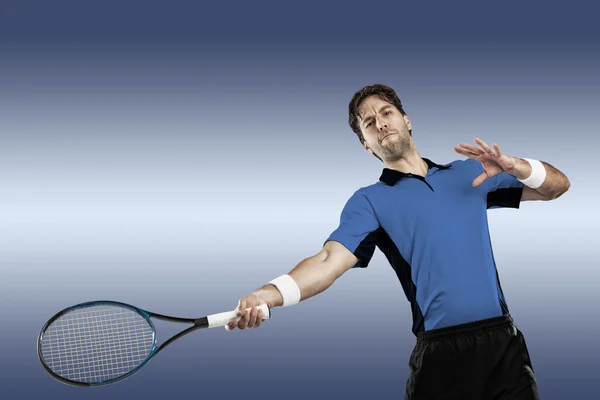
left=357, top=96, right=413, bottom=162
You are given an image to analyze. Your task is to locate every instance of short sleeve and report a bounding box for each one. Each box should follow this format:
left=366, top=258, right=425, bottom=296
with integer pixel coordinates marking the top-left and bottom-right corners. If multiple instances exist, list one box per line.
left=486, top=172, right=524, bottom=209
left=325, top=189, right=381, bottom=268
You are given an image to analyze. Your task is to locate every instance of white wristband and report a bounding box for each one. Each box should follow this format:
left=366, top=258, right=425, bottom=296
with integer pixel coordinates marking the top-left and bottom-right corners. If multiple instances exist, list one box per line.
left=518, top=158, right=546, bottom=189
left=269, top=274, right=301, bottom=307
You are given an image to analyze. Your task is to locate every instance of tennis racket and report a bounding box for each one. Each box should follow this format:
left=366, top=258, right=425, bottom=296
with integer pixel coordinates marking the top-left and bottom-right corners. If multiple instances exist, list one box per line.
left=37, top=300, right=270, bottom=387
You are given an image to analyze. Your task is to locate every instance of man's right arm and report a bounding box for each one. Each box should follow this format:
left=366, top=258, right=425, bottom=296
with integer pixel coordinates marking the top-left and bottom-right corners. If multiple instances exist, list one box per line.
left=226, top=240, right=359, bottom=331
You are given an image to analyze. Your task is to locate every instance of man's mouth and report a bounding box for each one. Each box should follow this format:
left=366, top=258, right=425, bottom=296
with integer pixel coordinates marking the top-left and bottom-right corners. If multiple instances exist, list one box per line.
left=380, top=132, right=395, bottom=142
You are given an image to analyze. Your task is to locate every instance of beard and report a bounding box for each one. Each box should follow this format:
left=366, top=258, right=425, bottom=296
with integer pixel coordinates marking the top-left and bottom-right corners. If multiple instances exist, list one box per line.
left=372, top=132, right=413, bottom=163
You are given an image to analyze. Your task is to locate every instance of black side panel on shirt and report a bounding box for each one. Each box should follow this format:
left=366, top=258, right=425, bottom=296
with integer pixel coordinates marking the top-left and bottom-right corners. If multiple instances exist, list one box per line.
left=353, top=230, right=379, bottom=268
left=374, top=227, right=425, bottom=335
left=495, top=268, right=509, bottom=315
left=487, top=187, right=524, bottom=209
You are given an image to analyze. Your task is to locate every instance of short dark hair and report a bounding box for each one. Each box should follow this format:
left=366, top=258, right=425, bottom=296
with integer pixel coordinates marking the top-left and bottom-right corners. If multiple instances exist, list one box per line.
left=348, top=84, right=410, bottom=142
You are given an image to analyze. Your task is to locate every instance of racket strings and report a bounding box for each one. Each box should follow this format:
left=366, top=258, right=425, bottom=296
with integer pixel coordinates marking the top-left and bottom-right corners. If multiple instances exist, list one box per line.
left=40, top=305, right=154, bottom=384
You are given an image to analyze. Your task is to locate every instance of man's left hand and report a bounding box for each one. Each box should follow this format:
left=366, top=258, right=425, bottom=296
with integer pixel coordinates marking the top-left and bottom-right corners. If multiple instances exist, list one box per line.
left=453, top=138, right=531, bottom=187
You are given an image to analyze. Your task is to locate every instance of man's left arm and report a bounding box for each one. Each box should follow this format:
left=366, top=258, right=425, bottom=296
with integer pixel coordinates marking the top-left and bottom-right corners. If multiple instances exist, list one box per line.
left=454, top=138, right=571, bottom=202
left=507, top=158, right=571, bottom=201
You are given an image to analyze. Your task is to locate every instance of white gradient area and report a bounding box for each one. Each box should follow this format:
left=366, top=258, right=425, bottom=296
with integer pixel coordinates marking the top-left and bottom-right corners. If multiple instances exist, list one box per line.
left=1, top=38, right=600, bottom=400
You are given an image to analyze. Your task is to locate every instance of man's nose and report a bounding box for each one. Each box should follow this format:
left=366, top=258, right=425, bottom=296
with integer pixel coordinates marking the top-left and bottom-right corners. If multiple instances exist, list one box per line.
left=376, top=117, right=388, bottom=131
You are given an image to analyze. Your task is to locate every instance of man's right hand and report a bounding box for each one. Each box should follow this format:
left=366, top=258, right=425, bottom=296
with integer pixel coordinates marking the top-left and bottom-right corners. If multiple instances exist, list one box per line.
left=225, top=289, right=280, bottom=331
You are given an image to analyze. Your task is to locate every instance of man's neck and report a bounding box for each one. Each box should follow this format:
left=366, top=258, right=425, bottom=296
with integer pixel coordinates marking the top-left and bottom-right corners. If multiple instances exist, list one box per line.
left=384, top=152, right=428, bottom=177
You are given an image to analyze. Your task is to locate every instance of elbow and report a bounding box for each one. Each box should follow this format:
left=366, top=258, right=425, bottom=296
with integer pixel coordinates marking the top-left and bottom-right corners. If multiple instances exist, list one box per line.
left=562, top=177, right=571, bottom=196
left=552, top=177, right=571, bottom=199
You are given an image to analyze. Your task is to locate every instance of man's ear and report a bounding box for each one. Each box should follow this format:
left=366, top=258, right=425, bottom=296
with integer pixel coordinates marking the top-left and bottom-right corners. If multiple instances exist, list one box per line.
left=403, top=114, right=412, bottom=131
left=362, top=140, right=373, bottom=154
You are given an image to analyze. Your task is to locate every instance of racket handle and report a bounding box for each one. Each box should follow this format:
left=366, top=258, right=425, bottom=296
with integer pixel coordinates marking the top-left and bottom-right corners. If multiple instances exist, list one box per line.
left=206, top=303, right=271, bottom=328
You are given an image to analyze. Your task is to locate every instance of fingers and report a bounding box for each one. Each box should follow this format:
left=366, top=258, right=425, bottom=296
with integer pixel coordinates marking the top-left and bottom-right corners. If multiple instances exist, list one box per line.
left=237, top=308, right=252, bottom=330
left=474, top=137, right=495, bottom=156
left=472, top=171, right=489, bottom=187
left=248, top=307, right=263, bottom=328
left=226, top=298, right=247, bottom=331
left=255, top=309, right=264, bottom=328
left=248, top=307, right=258, bottom=328
left=237, top=298, right=247, bottom=314
left=453, top=146, right=479, bottom=158
left=493, top=143, right=502, bottom=157
left=225, top=296, right=266, bottom=331
left=228, top=307, right=263, bottom=330
left=456, top=139, right=502, bottom=160
left=456, top=142, right=482, bottom=155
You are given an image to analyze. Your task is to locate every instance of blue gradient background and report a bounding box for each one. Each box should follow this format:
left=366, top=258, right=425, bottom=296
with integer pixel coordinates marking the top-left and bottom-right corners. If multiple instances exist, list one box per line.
left=2, top=1, right=599, bottom=399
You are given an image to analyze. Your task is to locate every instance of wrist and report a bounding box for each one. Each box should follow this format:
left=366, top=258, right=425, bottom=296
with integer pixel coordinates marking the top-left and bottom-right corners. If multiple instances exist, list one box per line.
left=508, top=157, right=532, bottom=180
left=253, top=284, right=284, bottom=308
left=267, top=274, right=301, bottom=307
left=516, top=158, right=546, bottom=189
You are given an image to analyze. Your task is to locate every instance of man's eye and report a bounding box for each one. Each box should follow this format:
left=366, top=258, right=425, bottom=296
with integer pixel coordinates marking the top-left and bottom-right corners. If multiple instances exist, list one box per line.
left=384, top=111, right=391, bottom=116
left=366, top=122, right=373, bottom=127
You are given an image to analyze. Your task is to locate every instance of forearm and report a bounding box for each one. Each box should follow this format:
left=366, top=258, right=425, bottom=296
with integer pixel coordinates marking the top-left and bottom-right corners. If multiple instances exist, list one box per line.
left=509, top=157, right=570, bottom=200
left=252, top=253, right=340, bottom=308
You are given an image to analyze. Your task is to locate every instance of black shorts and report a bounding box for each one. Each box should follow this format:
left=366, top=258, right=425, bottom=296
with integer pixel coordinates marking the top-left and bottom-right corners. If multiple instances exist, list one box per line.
left=405, top=314, right=540, bottom=400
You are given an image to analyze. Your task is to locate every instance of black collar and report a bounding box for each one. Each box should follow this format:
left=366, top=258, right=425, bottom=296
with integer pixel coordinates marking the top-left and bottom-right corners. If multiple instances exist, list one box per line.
left=379, top=158, right=451, bottom=186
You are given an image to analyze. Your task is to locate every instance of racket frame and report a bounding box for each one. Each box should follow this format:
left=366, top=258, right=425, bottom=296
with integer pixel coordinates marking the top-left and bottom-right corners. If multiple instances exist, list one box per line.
left=37, top=300, right=209, bottom=387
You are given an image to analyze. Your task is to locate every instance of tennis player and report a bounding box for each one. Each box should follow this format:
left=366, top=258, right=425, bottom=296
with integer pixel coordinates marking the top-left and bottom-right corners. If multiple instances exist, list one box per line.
left=226, top=84, right=569, bottom=399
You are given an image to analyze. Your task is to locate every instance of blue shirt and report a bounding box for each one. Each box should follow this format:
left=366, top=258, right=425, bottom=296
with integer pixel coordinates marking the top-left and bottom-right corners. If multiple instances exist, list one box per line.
left=326, top=158, right=524, bottom=335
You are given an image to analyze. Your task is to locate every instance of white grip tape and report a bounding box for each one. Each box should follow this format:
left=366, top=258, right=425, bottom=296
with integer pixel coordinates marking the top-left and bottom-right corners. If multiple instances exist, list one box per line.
left=207, top=303, right=270, bottom=328
left=518, top=158, right=546, bottom=189
left=268, top=274, right=301, bottom=307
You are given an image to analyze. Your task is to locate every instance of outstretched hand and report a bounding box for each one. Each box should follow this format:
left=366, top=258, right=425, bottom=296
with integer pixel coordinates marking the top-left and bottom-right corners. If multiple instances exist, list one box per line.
left=453, top=138, right=517, bottom=187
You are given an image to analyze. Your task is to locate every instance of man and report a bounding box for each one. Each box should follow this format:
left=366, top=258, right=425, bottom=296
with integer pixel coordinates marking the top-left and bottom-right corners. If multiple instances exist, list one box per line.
left=225, top=84, right=570, bottom=399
